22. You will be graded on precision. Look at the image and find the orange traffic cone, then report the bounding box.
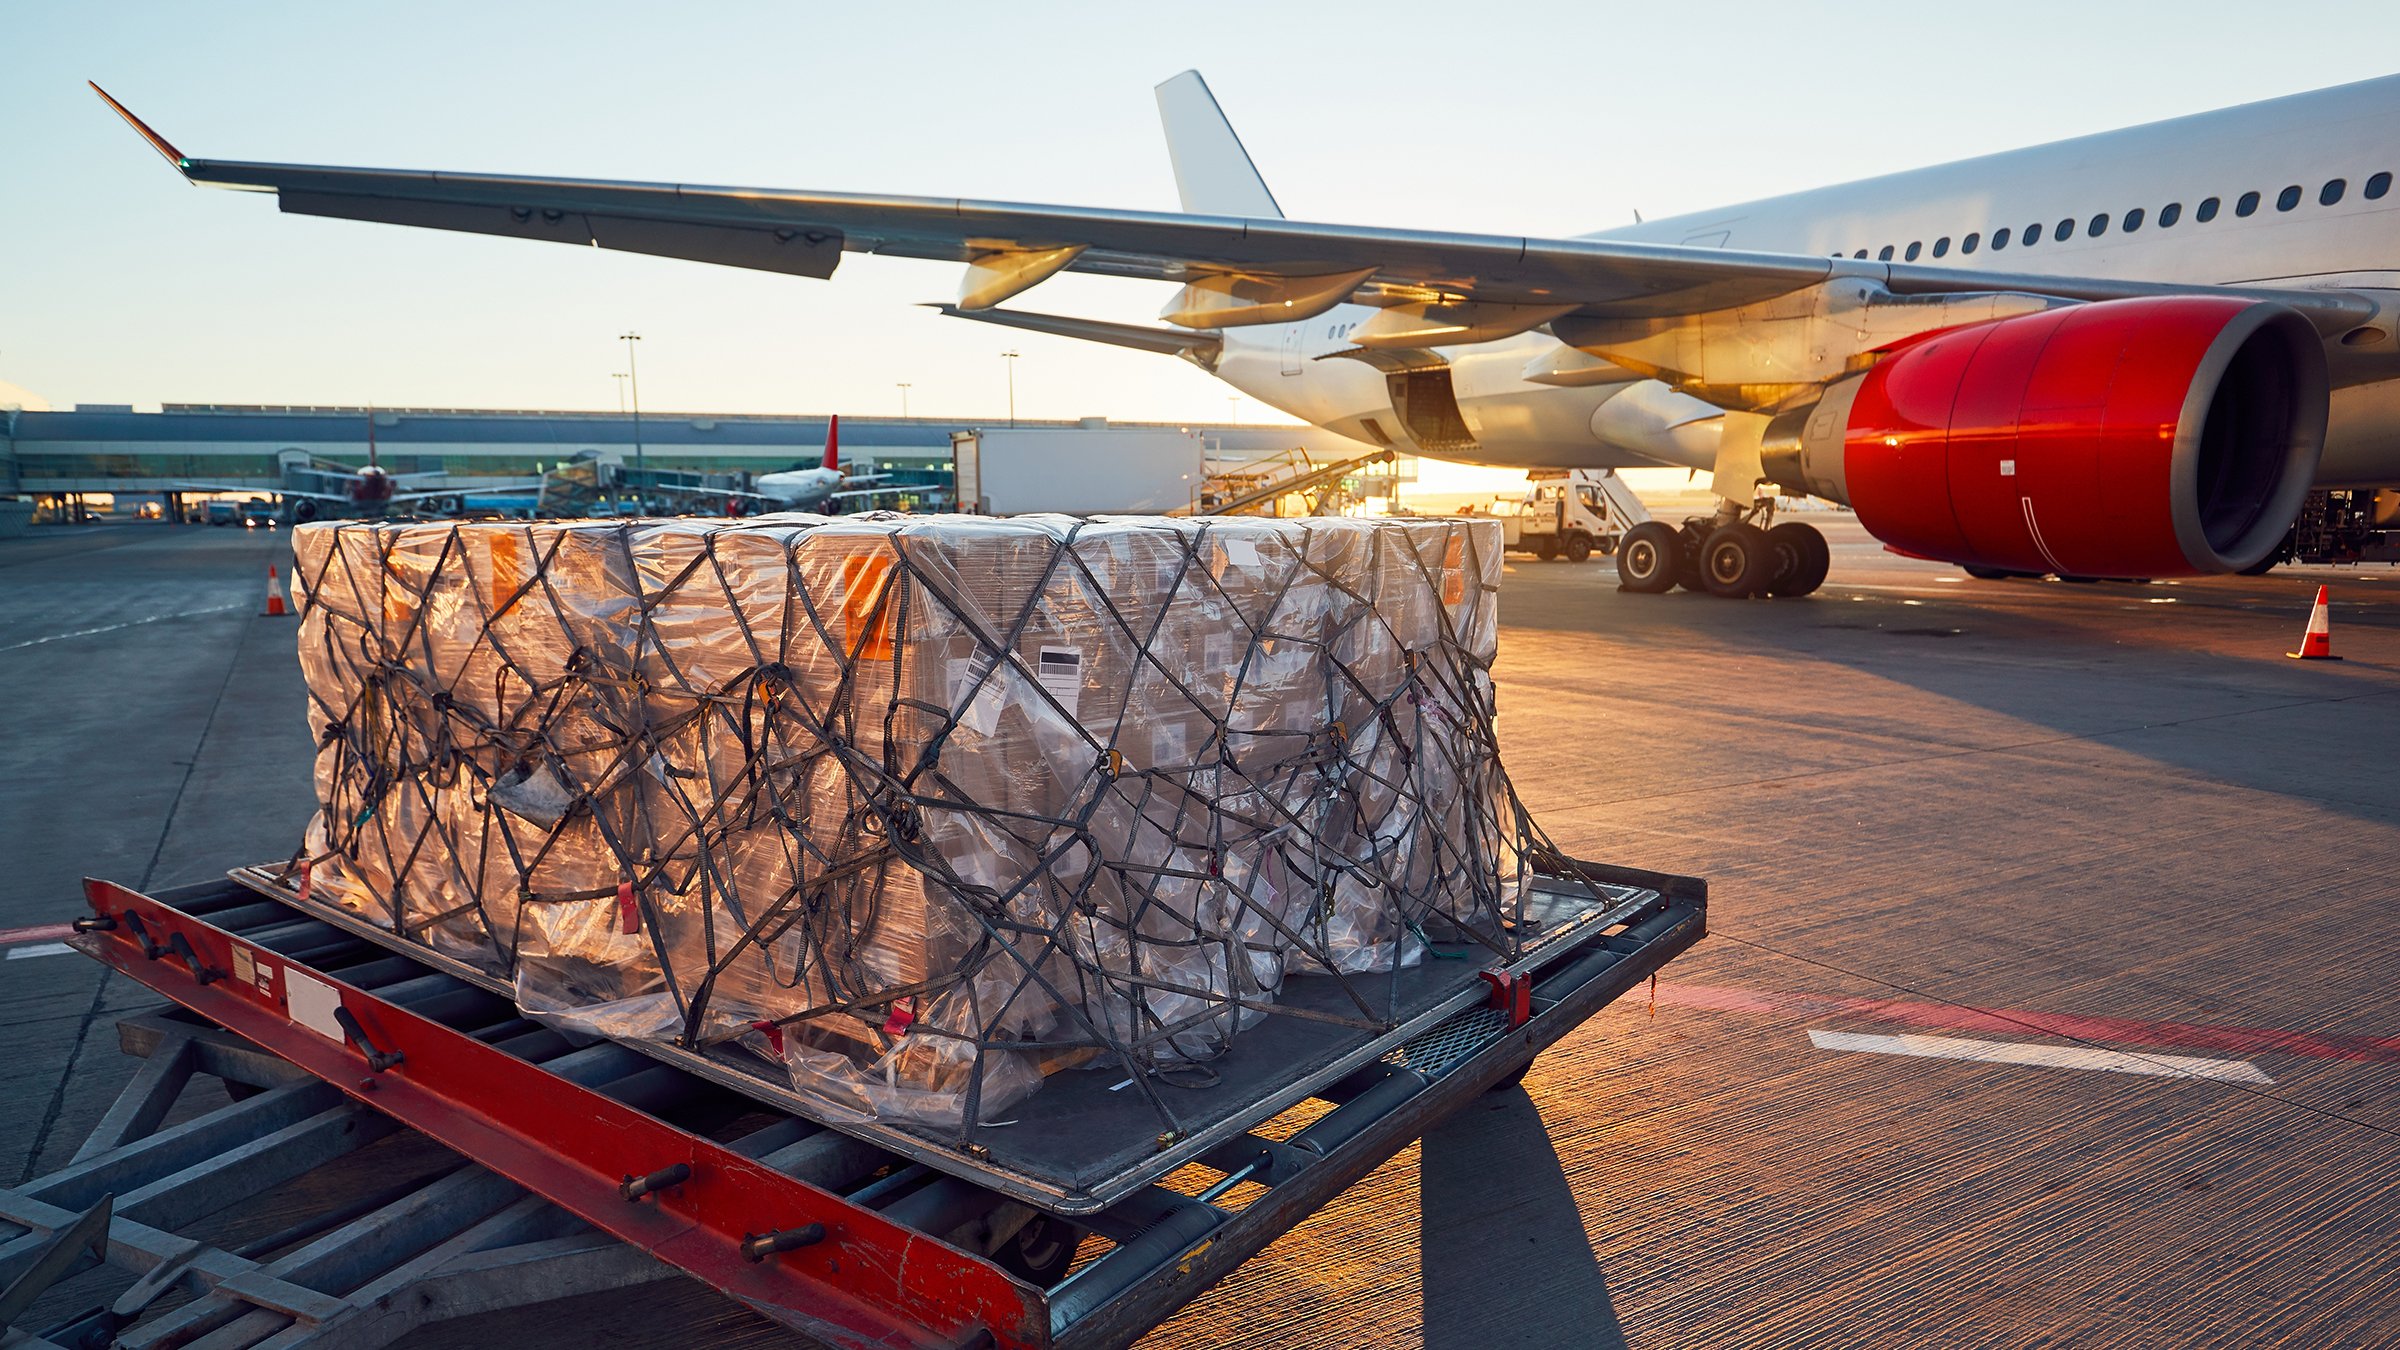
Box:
[2287,584,2338,660]
[263,564,289,618]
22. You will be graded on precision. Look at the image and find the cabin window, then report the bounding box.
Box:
[2322,178,2347,206]
[2122,207,2145,232]
[2024,221,2043,245]
[2087,213,2109,237]
[1904,241,1922,260]
[2236,190,2261,217]
[2369,171,2392,199]
[1992,226,2012,250]
[2053,218,2074,242]
[2197,197,2221,222]
[2160,202,2183,227]
[1878,245,1895,260]
[1854,248,1869,258]
[2277,185,2302,211]
[1962,231,1981,254]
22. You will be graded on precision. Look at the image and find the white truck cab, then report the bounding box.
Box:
[1481,469,1650,563]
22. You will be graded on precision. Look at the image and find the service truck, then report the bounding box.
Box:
[1482,469,1649,562]
[951,424,1205,516]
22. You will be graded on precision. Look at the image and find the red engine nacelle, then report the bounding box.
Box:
[1764,296,2328,577]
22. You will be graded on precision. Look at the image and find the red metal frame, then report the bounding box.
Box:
[77,878,1046,1350]
[1479,968,1532,1028]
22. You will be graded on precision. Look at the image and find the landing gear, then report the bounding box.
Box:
[1619,501,1827,598]
[1702,522,1774,597]
[1764,521,1830,597]
[1615,521,1681,593]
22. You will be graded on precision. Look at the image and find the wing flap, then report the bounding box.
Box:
[281,190,843,278]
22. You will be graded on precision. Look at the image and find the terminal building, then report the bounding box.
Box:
[0,403,1401,516]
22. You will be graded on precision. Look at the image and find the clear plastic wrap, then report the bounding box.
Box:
[288,512,1523,1138]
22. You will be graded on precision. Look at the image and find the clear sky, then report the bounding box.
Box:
[7,1,2399,427]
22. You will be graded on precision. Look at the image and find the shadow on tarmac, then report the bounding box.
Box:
[1420,1085,1627,1350]
[1498,557,2400,827]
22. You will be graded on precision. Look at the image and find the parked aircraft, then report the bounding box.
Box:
[745,416,894,511]
[175,410,540,523]
[93,72,2400,593]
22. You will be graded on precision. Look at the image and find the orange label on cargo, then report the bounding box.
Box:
[1442,534,1466,605]
[840,552,900,662]
[488,530,525,617]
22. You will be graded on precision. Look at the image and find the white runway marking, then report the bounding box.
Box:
[0,603,247,654]
[1808,1029,2273,1084]
[6,943,74,961]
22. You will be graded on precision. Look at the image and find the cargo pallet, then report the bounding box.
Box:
[4,859,1702,1349]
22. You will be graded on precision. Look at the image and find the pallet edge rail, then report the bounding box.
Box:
[7,859,1702,1349]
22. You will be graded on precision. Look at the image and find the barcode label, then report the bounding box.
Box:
[1037,646,1081,716]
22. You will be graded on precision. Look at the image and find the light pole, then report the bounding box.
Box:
[1227,395,1240,426]
[896,382,912,419]
[621,332,644,511]
[612,372,628,414]
[1001,350,1020,427]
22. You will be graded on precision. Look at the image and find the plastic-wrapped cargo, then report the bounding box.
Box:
[288,512,1520,1136]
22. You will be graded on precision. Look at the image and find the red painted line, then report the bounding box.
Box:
[0,922,74,946]
[1656,982,2400,1065]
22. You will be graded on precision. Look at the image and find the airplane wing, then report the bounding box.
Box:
[174,481,350,501]
[93,85,2377,335]
[390,482,542,503]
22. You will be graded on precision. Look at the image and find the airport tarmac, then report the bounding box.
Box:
[2,516,2394,1348]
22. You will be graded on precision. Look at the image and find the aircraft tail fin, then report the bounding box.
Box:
[1154,71,1282,219]
[822,414,840,472]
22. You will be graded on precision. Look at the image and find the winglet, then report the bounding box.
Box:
[1153,71,1281,219]
[89,82,190,174]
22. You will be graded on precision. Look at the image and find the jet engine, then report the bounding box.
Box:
[1762,296,2327,576]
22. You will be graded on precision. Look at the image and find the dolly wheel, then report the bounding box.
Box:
[992,1213,1081,1287]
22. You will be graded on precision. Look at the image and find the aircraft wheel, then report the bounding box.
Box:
[1615,521,1680,593]
[2238,554,2281,576]
[1702,523,1774,597]
[1535,537,1559,562]
[1562,532,1593,564]
[1961,565,2016,580]
[1764,522,1829,597]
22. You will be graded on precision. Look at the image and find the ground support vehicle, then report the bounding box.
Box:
[7,855,1702,1349]
[1484,470,1646,564]
[2254,489,2400,570]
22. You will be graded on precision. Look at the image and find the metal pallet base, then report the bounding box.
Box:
[28,861,1702,1349]
[227,863,1657,1215]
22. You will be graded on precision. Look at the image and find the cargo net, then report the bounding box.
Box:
[287,513,1555,1140]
